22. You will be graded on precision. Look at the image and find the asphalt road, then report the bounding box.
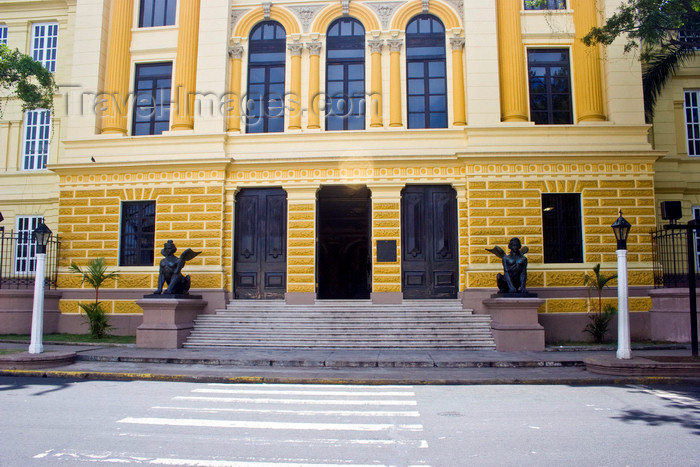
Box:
[1,377,698,466]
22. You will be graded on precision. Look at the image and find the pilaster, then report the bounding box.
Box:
[572,0,606,123]
[171,0,201,131]
[450,35,466,126]
[288,41,304,130]
[101,0,134,135]
[368,38,384,128]
[227,45,244,132]
[306,40,322,130]
[388,37,403,128]
[496,0,528,122]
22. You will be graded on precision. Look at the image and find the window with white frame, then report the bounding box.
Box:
[22,110,51,170]
[15,216,43,273]
[31,22,58,72]
[685,90,700,156]
[0,25,8,45]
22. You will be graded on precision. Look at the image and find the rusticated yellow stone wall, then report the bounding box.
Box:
[286,198,316,294]
[371,197,402,293]
[56,167,227,314]
[59,299,144,315]
[464,160,657,297]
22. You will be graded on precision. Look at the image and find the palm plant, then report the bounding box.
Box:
[583,264,618,343]
[68,258,119,338]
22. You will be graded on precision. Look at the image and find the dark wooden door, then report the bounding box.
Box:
[401,185,458,299]
[234,188,287,299]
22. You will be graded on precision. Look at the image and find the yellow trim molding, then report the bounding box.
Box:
[391,0,461,30]
[234,5,301,37]
[311,3,381,33]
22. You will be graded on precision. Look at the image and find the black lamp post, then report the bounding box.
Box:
[611,211,631,359]
[29,222,52,354]
[611,211,631,250]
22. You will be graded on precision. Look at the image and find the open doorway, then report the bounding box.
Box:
[317,185,371,299]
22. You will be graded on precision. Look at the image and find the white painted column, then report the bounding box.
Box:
[28,252,47,354]
[616,249,631,359]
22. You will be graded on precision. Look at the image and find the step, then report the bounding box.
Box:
[183,299,495,350]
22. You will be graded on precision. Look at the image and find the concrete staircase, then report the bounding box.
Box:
[183,299,496,349]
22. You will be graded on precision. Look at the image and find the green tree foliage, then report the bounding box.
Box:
[0,44,57,115]
[68,258,120,338]
[583,0,700,121]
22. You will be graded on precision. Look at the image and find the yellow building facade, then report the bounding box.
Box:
[0,0,663,341]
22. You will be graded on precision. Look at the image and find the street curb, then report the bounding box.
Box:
[74,354,585,368]
[2,368,699,386]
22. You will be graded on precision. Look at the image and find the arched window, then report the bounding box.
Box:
[405,15,447,129]
[247,21,286,133]
[326,18,365,131]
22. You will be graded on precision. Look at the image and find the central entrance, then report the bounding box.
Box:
[317,185,371,299]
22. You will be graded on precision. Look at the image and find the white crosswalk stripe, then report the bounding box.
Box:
[36,383,430,465]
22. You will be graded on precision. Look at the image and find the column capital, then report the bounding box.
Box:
[306,40,322,56]
[387,38,403,52]
[450,37,465,51]
[228,45,245,59]
[368,38,384,53]
[288,42,304,56]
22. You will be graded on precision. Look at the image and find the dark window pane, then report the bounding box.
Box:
[429,95,446,112]
[325,18,365,131]
[406,15,447,129]
[408,113,425,129]
[542,193,582,263]
[120,201,156,266]
[132,62,172,135]
[527,49,572,124]
[139,0,176,27]
[429,112,447,128]
[247,21,286,133]
[428,77,446,94]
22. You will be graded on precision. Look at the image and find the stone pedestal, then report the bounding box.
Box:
[483,297,545,351]
[136,298,207,349]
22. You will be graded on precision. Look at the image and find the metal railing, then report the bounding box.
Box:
[651,227,693,288]
[0,230,60,289]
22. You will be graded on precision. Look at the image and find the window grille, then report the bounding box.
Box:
[542,193,583,263]
[119,201,156,266]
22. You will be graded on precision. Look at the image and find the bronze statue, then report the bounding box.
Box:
[487,237,530,295]
[153,240,201,295]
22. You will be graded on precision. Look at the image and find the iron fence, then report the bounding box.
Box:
[651,227,693,288]
[0,229,60,289]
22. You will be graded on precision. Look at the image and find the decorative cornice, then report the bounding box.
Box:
[368,38,384,53]
[288,4,327,33]
[365,2,405,30]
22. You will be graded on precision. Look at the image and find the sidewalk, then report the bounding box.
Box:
[1,342,699,385]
